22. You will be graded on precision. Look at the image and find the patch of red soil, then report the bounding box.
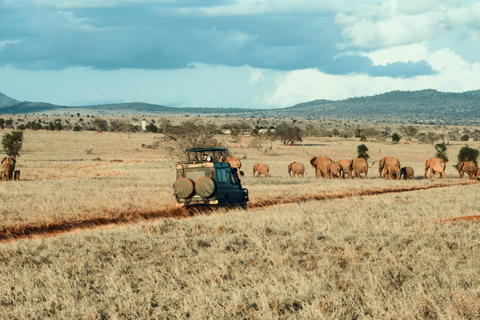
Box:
[0,207,191,244]
[437,215,480,223]
[0,180,477,244]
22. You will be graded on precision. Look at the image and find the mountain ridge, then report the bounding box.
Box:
[1,89,480,124]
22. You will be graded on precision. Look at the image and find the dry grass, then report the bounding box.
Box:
[1,185,480,319]
[0,123,480,318]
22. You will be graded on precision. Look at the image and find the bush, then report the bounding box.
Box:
[73,125,82,132]
[456,145,480,168]
[391,133,401,143]
[145,123,158,133]
[357,144,369,160]
[2,131,23,156]
[461,134,469,141]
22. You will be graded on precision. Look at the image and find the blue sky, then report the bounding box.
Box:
[0,0,479,108]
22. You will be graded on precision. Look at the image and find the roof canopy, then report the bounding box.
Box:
[185,147,226,153]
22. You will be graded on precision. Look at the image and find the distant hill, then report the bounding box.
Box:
[1,89,480,124]
[0,92,18,106]
[259,89,480,125]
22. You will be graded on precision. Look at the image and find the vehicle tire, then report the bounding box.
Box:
[173,178,195,199]
[195,177,215,198]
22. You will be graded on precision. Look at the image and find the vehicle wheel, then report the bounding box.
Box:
[173,178,195,199]
[195,177,215,198]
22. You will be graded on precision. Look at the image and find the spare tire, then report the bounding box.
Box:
[173,178,195,199]
[195,177,215,198]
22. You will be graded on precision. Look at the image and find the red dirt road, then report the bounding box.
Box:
[0,180,477,244]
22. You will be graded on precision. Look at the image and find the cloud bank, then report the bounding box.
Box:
[0,0,479,108]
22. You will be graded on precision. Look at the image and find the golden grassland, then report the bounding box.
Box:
[0,123,480,318]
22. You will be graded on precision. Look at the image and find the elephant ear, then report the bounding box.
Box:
[1,157,5,164]
[310,157,316,167]
[288,163,292,172]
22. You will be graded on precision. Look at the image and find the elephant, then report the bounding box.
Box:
[475,168,480,180]
[351,158,375,179]
[220,156,244,177]
[400,167,414,180]
[1,156,16,181]
[424,158,446,179]
[253,163,270,177]
[458,161,477,179]
[288,162,305,178]
[378,157,401,179]
[330,162,342,178]
[13,170,20,181]
[310,156,333,178]
[337,159,353,179]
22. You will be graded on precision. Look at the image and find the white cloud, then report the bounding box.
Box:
[248,69,266,86]
[257,45,480,108]
[336,0,480,50]
[0,40,22,50]
[363,43,430,65]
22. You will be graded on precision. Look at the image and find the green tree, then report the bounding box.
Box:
[357,144,369,160]
[54,122,63,131]
[273,122,303,145]
[456,145,480,168]
[0,118,4,129]
[2,131,23,156]
[461,134,469,141]
[391,133,401,143]
[48,122,55,131]
[434,142,448,163]
[73,125,82,132]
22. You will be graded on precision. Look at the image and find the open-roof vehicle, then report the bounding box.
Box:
[173,147,249,209]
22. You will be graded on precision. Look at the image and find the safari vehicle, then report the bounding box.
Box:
[173,147,249,209]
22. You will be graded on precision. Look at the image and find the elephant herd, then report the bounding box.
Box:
[309,156,389,179]
[1,156,20,181]
[223,154,459,180]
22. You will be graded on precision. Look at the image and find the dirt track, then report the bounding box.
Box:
[1,180,477,244]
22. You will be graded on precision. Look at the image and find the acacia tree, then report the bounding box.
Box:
[273,122,303,145]
[403,126,418,140]
[2,131,23,156]
[165,120,221,160]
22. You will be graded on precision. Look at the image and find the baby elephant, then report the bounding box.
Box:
[400,167,414,180]
[253,163,270,178]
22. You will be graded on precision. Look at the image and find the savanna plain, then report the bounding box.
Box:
[1,117,480,319]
